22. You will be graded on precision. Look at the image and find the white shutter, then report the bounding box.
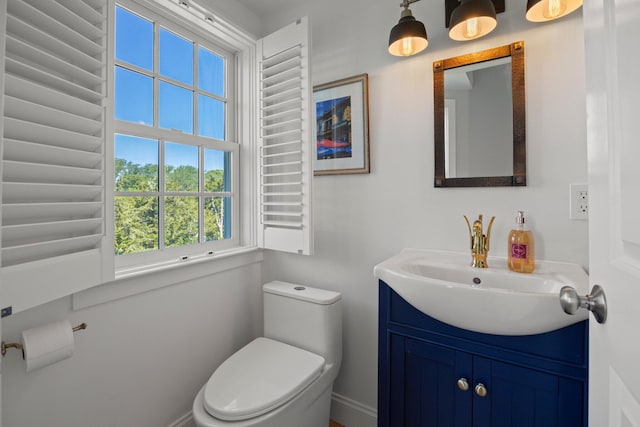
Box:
[1,0,112,314]
[257,17,313,255]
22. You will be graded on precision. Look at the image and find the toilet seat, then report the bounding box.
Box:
[203,337,325,421]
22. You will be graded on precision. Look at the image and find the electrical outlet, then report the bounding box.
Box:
[570,183,589,220]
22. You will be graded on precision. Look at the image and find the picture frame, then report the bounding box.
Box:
[313,74,370,175]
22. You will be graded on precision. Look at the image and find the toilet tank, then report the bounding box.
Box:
[263,281,342,370]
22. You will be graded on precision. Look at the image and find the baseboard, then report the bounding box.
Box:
[330,392,377,427]
[169,393,378,427]
[168,411,195,427]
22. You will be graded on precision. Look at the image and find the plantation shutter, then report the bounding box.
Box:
[257,17,313,255]
[0,0,112,314]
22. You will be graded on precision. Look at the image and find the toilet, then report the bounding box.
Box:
[192,281,342,427]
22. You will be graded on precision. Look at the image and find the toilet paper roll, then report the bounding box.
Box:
[20,320,75,372]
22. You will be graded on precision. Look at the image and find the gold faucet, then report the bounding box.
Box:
[463,214,495,268]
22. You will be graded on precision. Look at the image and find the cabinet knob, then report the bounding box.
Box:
[457,378,469,391]
[475,383,488,397]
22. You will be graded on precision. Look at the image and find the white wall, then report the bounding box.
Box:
[1,262,263,427]
[200,0,263,38]
[259,0,589,425]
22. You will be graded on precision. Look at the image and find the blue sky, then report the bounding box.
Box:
[114,6,226,170]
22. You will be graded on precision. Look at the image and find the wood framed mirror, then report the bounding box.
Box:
[433,41,525,187]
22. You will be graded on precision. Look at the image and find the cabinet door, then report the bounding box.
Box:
[472,357,585,427]
[390,334,472,427]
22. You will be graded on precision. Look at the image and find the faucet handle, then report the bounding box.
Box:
[484,216,496,251]
[463,215,472,235]
[463,215,474,249]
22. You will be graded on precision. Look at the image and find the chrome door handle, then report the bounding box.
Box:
[457,378,469,391]
[559,284,607,324]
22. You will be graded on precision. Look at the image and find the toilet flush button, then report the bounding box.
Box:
[294,286,306,291]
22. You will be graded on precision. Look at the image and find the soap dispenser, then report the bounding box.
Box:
[508,211,535,273]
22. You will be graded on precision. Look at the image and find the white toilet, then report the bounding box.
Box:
[192,281,342,427]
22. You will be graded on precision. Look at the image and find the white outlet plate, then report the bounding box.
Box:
[570,183,589,220]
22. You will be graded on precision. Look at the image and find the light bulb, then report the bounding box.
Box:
[464,18,479,39]
[389,35,427,56]
[526,0,580,22]
[402,37,415,56]
[546,0,565,18]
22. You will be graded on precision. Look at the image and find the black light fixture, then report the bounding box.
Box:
[388,0,428,57]
[526,0,582,22]
[448,0,497,41]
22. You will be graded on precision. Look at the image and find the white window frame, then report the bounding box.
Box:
[110,0,258,277]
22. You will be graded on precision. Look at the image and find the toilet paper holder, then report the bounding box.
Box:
[1,322,87,357]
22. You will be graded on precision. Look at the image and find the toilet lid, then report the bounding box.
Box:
[203,337,325,421]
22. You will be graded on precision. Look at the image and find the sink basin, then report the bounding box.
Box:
[374,249,589,335]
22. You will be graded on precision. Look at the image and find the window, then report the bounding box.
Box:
[0,0,312,313]
[113,4,238,268]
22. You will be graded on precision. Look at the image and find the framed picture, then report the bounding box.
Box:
[313,74,370,175]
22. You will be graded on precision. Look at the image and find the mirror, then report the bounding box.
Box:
[433,41,525,187]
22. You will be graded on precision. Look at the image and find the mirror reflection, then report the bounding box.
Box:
[444,58,512,178]
[434,41,526,187]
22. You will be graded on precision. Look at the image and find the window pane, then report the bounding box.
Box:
[115,196,159,254]
[159,28,193,85]
[114,4,235,259]
[198,94,224,140]
[115,134,158,192]
[198,47,224,96]
[115,67,153,125]
[115,7,153,71]
[165,196,199,247]
[204,149,230,192]
[165,142,198,192]
[159,81,193,133]
[205,197,231,241]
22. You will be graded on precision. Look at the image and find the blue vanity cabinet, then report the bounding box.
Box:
[392,334,472,426]
[378,281,588,427]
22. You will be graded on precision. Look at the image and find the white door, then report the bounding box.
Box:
[584,0,640,425]
[0,319,2,427]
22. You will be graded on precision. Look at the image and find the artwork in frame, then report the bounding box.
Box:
[313,74,370,175]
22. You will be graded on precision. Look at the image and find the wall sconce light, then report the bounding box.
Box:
[447,0,498,41]
[389,0,577,53]
[388,0,428,57]
[525,0,582,22]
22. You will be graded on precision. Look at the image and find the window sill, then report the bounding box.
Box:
[72,246,263,310]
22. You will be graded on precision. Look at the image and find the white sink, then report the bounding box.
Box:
[374,249,589,335]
